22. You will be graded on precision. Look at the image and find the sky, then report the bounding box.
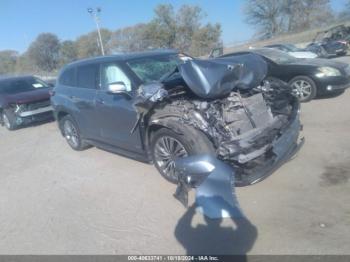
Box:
[0,0,347,53]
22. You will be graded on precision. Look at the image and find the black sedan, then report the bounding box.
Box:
[222,48,350,102]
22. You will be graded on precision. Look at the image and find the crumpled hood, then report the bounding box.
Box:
[178,53,268,99]
[0,88,51,107]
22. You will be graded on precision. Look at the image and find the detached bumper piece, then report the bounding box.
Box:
[174,154,244,219]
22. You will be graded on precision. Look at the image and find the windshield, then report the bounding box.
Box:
[0,77,49,94]
[254,49,297,64]
[127,54,187,83]
[285,44,300,52]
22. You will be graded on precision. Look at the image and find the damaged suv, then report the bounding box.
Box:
[52,50,303,186]
[0,76,53,130]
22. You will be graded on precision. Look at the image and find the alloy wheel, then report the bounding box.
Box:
[63,120,79,148]
[291,80,312,101]
[154,136,188,181]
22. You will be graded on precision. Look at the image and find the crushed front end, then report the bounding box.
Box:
[135,53,304,186]
[165,78,303,186]
[4,100,53,127]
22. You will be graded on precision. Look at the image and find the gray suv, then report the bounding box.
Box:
[51,50,303,186]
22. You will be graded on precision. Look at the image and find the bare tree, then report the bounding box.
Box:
[244,0,285,39]
[244,0,334,39]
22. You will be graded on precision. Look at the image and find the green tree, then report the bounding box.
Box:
[0,50,18,75]
[27,33,60,72]
[175,5,205,51]
[190,23,222,57]
[75,29,112,58]
[145,4,177,48]
[59,40,77,66]
[15,53,36,74]
[108,24,150,52]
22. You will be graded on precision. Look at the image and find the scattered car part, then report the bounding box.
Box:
[174,154,244,219]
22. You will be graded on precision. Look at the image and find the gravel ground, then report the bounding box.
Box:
[0,56,349,255]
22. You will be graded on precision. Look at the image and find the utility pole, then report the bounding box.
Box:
[87,7,105,56]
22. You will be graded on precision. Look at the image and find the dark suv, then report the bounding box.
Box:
[51,50,303,186]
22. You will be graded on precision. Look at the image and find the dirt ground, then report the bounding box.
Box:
[0,57,349,255]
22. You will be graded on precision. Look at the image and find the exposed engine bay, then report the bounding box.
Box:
[133,54,304,186]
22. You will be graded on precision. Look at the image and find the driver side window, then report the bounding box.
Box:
[101,64,132,91]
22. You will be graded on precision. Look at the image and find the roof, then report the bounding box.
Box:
[0,75,34,83]
[65,49,179,68]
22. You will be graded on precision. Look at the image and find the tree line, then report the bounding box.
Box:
[0,4,221,75]
[244,0,348,39]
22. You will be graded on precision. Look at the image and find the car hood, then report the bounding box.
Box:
[290,58,348,69]
[178,53,267,99]
[0,88,51,107]
[289,51,318,58]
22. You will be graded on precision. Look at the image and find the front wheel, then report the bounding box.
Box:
[289,76,317,102]
[59,115,89,151]
[150,126,215,183]
[2,110,17,130]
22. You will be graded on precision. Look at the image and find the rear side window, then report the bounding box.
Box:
[59,68,76,86]
[77,64,99,89]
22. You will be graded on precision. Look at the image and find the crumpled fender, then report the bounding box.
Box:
[178,54,268,99]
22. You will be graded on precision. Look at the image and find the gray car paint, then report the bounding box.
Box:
[174,154,244,219]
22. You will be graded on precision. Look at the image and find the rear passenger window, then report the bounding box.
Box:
[59,68,76,86]
[77,64,99,89]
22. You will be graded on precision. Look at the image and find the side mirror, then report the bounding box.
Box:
[107,81,128,94]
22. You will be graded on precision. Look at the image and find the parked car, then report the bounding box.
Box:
[51,50,303,186]
[264,44,318,58]
[0,76,53,130]
[222,48,350,102]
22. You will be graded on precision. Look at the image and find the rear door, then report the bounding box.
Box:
[95,62,143,153]
[69,63,99,139]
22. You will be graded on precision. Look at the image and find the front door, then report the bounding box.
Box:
[95,62,143,153]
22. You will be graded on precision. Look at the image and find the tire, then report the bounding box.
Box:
[2,110,17,131]
[150,126,215,184]
[289,76,317,102]
[59,115,89,151]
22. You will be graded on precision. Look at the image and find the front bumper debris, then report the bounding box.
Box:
[174,154,244,219]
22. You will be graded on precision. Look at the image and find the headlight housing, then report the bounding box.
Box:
[316,67,341,77]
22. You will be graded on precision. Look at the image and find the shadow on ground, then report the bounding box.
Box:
[174,199,257,257]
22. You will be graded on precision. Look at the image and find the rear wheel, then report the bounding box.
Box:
[150,126,215,183]
[289,76,317,102]
[59,115,89,151]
